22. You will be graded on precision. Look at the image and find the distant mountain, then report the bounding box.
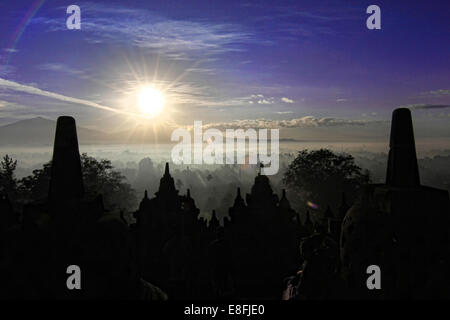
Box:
[0,117,304,146]
[0,117,107,146]
[0,117,176,146]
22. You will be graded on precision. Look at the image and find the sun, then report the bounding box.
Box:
[137,86,165,118]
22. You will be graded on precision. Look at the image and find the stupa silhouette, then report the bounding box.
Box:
[2,116,140,299]
[340,108,450,299]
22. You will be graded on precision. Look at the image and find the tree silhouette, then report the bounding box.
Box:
[80,153,137,211]
[18,161,51,202]
[0,154,18,198]
[283,149,370,214]
[18,153,137,211]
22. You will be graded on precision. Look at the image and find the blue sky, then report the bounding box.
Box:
[0,0,449,144]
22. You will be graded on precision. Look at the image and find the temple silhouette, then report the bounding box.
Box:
[0,117,142,299]
[340,108,450,299]
[133,164,302,299]
[285,108,450,299]
[0,109,449,299]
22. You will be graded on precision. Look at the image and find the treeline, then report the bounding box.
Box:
[0,153,136,212]
[1,149,371,224]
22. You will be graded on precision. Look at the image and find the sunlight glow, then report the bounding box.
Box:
[138,86,165,118]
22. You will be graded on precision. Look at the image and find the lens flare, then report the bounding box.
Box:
[307,201,319,209]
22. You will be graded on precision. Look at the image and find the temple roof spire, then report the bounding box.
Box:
[164,162,170,176]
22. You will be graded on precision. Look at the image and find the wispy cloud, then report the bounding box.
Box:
[34,2,253,61]
[399,103,450,110]
[250,5,360,40]
[176,93,297,109]
[258,98,274,105]
[2,48,18,53]
[0,99,50,120]
[281,97,294,103]
[242,94,295,106]
[0,65,16,77]
[185,68,216,75]
[202,116,385,130]
[429,89,450,96]
[274,111,293,114]
[37,63,86,76]
[0,78,139,117]
[420,89,450,97]
[0,99,21,111]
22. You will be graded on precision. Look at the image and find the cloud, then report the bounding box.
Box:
[399,104,450,110]
[180,93,298,109]
[336,98,348,102]
[37,63,85,76]
[0,99,20,111]
[2,48,18,53]
[201,116,385,130]
[421,89,450,97]
[274,111,293,114]
[185,68,216,75]
[0,65,16,76]
[0,78,140,117]
[0,99,38,119]
[246,94,293,105]
[245,95,296,105]
[34,2,253,61]
[429,89,450,96]
[281,97,294,103]
[171,92,254,108]
[257,98,274,105]
[256,5,360,40]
